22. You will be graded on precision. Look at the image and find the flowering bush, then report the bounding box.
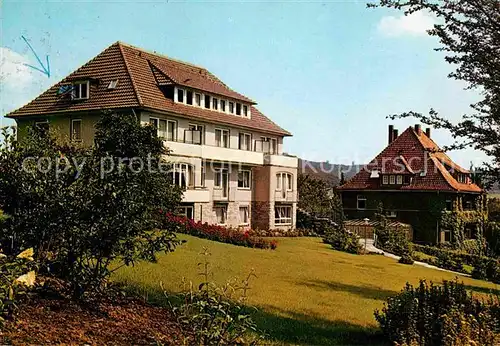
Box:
[165,213,277,250]
[251,228,318,237]
[0,248,37,324]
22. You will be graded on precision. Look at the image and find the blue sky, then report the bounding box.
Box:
[1,0,485,167]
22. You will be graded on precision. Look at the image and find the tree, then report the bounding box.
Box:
[297,174,337,218]
[0,112,183,297]
[488,198,500,222]
[370,0,500,186]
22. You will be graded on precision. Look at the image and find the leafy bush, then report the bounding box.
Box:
[0,113,183,298]
[436,251,464,272]
[252,228,317,237]
[164,248,263,345]
[323,225,362,254]
[374,204,412,256]
[375,280,499,346]
[0,248,37,324]
[398,254,414,265]
[165,214,277,250]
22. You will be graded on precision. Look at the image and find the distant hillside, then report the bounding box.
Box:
[298,159,363,186]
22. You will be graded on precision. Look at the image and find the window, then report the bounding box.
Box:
[389,175,395,184]
[239,206,249,225]
[243,105,248,117]
[239,133,251,150]
[212,97,218,110]
[204,94,211,109]
[172,163,194,189]
[387,211,397,218]
[215,206,227,225]
[201,164,206,187]
[221,100,226,112]
[259,137,277,154]
[238,170,251,189]
[187,124,203,144]
[35,120,49,134]
[177,88,185,103]
[214,169,228,191]
[464,200,474,210]
[276,172,292,191]
[357,195,367,210]
[177,206,194,220]
[396,175,403,185]
[71,119,82,142]
[107,80,119,89]
[444,230,452,242]
[445,200,453,211]
[72,81,89,100]
[186,90,193,105]
[275,205,292,225]
[150,118,177,141]
[236,103,241,115]
[195,93,201,106]
[382,175,389,185]
[215,128,230,148]
[228,102,234,114]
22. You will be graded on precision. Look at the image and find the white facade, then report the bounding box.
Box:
[140,110,298,230]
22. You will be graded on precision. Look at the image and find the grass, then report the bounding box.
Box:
[113,235,500,345]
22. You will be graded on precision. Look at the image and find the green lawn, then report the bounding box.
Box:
[113,236,500,345]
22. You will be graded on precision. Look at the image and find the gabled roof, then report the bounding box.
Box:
[338,126,482,193]
[6,42,290,137]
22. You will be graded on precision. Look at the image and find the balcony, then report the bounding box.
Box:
[265,154,297,168]
[274,190,296,202]
[212,187,237,202]
[183,188,210,203]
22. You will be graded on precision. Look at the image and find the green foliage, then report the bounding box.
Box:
[489,198,500,222]
[165,248,262,345]
[374,204,412,256]
[297,174,344,227]
[375,280,499,346]
[323,225,362,255]
[0,248,37,324]
[485,221,500,256]
[398,254,414,265]
[0,112,183,298]
[371,0,500,185]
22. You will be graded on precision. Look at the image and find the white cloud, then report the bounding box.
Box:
[0,47,34,89]
[377,11,436,37]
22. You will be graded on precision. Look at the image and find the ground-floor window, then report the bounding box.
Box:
[177,205,194,220]
[275,205,292,225]
[239,206,249,225]
[215,205,227,225]
[443,229,452,242]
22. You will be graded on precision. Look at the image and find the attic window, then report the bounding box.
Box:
[236,103,241,115]
[72,81,89,100]
[243,105,248,117]
[177,89,185,103]
[204,94,211,109]
[107,80,119,89]
[186,90,193,105]
[229,102,234,114]
[370,170,380,178]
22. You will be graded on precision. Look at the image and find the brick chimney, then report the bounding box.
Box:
[425,127,431,138]
[388,125,394,144]
[393,128,399,141]
[415,124,422,135]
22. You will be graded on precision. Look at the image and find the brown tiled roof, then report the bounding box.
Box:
[338,126,482,193]
[6,42,290,137]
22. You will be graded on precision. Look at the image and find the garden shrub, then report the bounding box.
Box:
[398,254,414,265]
[165,213,278,250]
[323,225,362,254]
[375,280,499,346]
[0,113,183,298]
[0,248,37,324]
[164,248,263,345]
[374,204,412,256]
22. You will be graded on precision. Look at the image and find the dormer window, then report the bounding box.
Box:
[177,89,185,103]
[229,102,235,114]
[236,103,241,115]
[212,97,218,110]
[243,105,248,117]
[186,90,193,105]
[204,94,211,109]
[195,93,201,106]
[72,81,89,100]
[221,100,226,112]
[389,175,395,184]
[382,175,388,184]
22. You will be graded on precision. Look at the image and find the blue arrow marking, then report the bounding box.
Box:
[21,35,50,78]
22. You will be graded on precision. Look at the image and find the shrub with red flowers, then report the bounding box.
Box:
[164,213,277,250]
